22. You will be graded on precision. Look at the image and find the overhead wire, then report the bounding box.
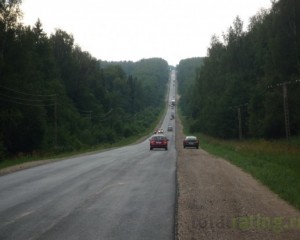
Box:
[0,95,55,107]
[0,85,56,107]
[0,92,55,102]
[0,85,56,97]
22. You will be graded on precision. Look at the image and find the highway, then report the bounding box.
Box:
[0,71,177,240]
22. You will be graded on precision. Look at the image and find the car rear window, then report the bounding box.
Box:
[152,136,166,141]
[187,137,197,140]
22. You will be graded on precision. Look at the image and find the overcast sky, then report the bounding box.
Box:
[20,0,272,66]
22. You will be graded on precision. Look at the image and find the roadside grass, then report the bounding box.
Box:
[180,114,300,211]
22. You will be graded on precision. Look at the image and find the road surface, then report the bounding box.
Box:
[0,72,177,240]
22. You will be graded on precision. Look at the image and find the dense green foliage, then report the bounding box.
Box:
[177,58,205,118]
[100,59,170,109]
[178,0,300,139]
[0,1,169,159]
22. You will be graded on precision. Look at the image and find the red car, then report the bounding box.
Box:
[149,134,169,150]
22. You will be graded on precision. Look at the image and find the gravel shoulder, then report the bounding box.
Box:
[175,115,300,240]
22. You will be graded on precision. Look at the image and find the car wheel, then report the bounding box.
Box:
[150,147,153,150]
[165,147,168,150]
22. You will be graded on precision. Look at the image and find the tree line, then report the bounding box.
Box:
[177,0,300,139]
[0,0,170,159]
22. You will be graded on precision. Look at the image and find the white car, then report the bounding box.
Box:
[157,128,164,134]
[167,126,173,131]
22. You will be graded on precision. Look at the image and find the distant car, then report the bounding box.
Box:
[167,125,173,131]
[149,134,168,150]
[157,128,164,134]
[183,136,199,149]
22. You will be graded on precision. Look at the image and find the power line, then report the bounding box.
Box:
[0,85,57,147]
[0,84,56,107]
[93,108,114,119]
[79,110,92,121]
[0,95,55,107]
[0,85,56,97]
[267,79,300,89]
[0,93,55,103]
[98,114,113,122]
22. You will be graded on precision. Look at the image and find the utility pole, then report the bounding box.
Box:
[282,83,290,139]
[54,94,57,147]
[237,107,242,140]
[230,103,248,140]
[268,79,300,140]
[88,111,92,122]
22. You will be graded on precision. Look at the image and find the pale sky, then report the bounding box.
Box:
[20,0,272,66]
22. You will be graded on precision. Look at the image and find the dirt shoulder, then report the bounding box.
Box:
[175,115,300,240]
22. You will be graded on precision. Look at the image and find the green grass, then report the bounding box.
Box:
[180,114,300,211]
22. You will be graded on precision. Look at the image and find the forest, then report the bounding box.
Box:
[0,0,170,159]
[177,0,300,140]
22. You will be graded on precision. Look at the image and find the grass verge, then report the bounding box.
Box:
[180,114,300,211]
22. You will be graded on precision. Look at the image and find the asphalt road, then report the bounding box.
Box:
[0,72,177,240]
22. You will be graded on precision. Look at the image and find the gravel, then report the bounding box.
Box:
[175,115,300,240]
